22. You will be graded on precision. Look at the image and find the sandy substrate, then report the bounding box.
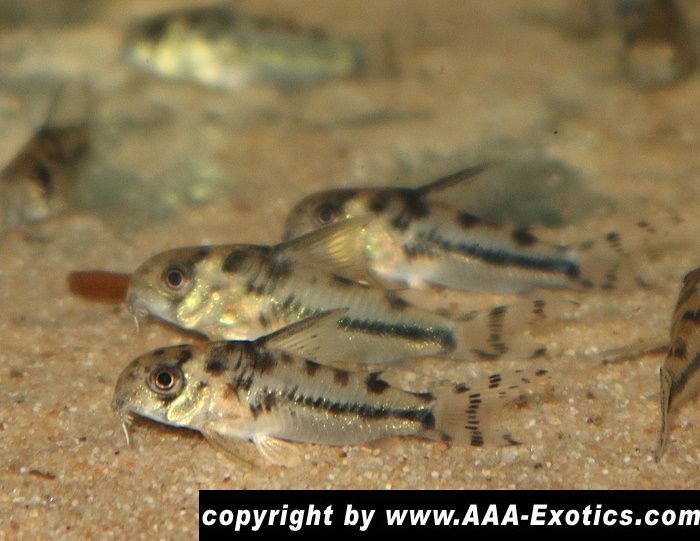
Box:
[1,1,700,539]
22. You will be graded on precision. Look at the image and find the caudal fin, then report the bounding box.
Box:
[430,367,550,446]
[452,295,579,361]
[547,211,696,291]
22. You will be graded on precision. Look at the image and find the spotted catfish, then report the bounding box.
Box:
[657,267,700,460]
[0,88,90,232]
[112,312,549,466]
[127,225,552,365]
[124,5,365,90]
[282,166,655,294]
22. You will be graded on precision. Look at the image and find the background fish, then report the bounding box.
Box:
[0,83,91,232]
[112,313,549,466]
[124,6,365,90]
[127,234,552,365]
[282,165,658,294]
[657,267,700,460]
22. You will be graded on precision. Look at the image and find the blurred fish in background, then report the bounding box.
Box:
[123,5,366,90]
[0,81,91,233]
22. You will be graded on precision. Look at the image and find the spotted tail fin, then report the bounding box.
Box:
[430,367,550,446]
[450,294,578,361]
[543,211,696,292]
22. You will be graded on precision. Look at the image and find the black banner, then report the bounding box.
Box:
[200,490,699,537]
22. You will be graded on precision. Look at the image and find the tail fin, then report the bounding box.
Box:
[542,211,696,291]
[452,295,577,361]
[430,367,550,446]
[570,226,652,290]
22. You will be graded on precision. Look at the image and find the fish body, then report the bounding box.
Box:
[283,166,641,294]
[112,314,548,466]
[0,123,88,231]
[124,6,365,89]
[1,83,90,233]
[127,236,548,365]
[657,267,700,459]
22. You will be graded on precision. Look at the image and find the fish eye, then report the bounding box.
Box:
[162,265,190,291]
[148,366,182,394]
[315,203,338,225]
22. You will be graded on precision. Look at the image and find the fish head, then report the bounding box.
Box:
[123,7,237,81]
[128,246,223,334]
[112,344,211,434]
[123,11,171,72]
[283,187,409,240]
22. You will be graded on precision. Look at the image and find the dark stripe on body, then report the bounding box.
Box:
[671,338,687,358]
[428,236,579,277]
[248,386,436,430]
[675,284,698,312]
[337,316,456,351]
[681,310,700,324]
[670,353,700,397]
[411,226,580,277]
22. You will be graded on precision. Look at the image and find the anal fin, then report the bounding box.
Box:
[202,429,258,470]
[253,434,302,467]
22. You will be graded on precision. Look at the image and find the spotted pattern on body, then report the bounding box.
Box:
[112,319,550,466]
[127,238,551,365]
[657,267,700,460]
[282,165,660,295]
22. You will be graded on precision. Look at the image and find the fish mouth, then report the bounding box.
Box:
[127,278,177,314]
[127,287,172,332]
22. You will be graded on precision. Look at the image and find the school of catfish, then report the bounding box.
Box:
[110,158,700,466]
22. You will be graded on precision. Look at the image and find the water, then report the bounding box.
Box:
[1,1,699,538]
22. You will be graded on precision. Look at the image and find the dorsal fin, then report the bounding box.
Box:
[414,163,490,196]
[276,217,384,286]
